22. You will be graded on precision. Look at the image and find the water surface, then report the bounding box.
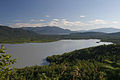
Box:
[5,39,112,68]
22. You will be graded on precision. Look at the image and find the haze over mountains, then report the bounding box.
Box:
[1,25,120,44]
[21,26,73,35]
[21,26,120,35]
[78,28,120,33]
[1,25,120,36]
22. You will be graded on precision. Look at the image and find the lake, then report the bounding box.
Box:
[5,39,112,68]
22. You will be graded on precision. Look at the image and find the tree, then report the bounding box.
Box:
[0,44,16,80]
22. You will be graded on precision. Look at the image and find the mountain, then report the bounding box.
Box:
[70,32,107,39]
[78,28,120,33]
[1,25,120,44]
[109,32,120,37]
[0,25,38,38]
[0,25,41,43]
[21,26,73,35]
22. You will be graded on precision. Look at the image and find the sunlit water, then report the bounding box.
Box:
[4,39,112,68]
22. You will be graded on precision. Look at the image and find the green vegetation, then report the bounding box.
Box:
[1,25,120,44]
[1,25,120,79]
[6,44,120,80]
[68,32,120,44]
[0,25,59,44]
[0,45,16,80]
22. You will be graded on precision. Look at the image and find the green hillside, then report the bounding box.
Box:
[0,26,58,43]
[10,44,120,80]
[1,25,120,44]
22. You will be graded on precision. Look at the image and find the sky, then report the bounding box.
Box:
[0,0,120,31]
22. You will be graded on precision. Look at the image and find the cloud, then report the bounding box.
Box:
[45,15,50,18]
[30,19,46,22]
[10,19,86,30]
[40,19,46,22]
[112,21,119,24]
[48,19,86,27]
[30,19,36,22]
[10,23,45,27]
[52,19,59,22]
[89,19,107,24]
[10,18,120,31]
[14,20,21,22]
[80,16,85,18]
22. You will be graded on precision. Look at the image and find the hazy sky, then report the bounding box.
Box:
[1,0,120,30]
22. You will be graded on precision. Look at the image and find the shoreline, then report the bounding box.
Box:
[0,38,114,44]
[0,39,59,44]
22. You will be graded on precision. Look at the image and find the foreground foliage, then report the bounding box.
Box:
[0,45,16,80]
[8,44,120,80]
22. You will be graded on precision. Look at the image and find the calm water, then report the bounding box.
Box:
[5,39,112,68]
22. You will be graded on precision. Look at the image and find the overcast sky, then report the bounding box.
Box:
[1,0,120,30]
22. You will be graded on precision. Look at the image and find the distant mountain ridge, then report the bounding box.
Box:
[0,25,41,43]
[0,25,38,37]
[1,25,120,43]
[21,26,73,35]
[78,28,120,33]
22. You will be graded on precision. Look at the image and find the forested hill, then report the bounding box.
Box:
[70,32,120,38]
[0,25,41,43]
[69,32,120,44]
[1,25,120,43]
[12,44,120,80]
[47,44,120,64]
[21,26,73,35]
[0,25,39,37]
[70,32,107,38]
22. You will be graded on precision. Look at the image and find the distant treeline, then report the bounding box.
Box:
[1,25,120,44]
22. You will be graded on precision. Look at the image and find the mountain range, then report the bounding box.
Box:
[22,26,120,34]
[0,25,38,38]
[1,25,120,43]
[78,28,120,33]
[0,25,41,43]
[21,26,73,35]
[1,26,120,36]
